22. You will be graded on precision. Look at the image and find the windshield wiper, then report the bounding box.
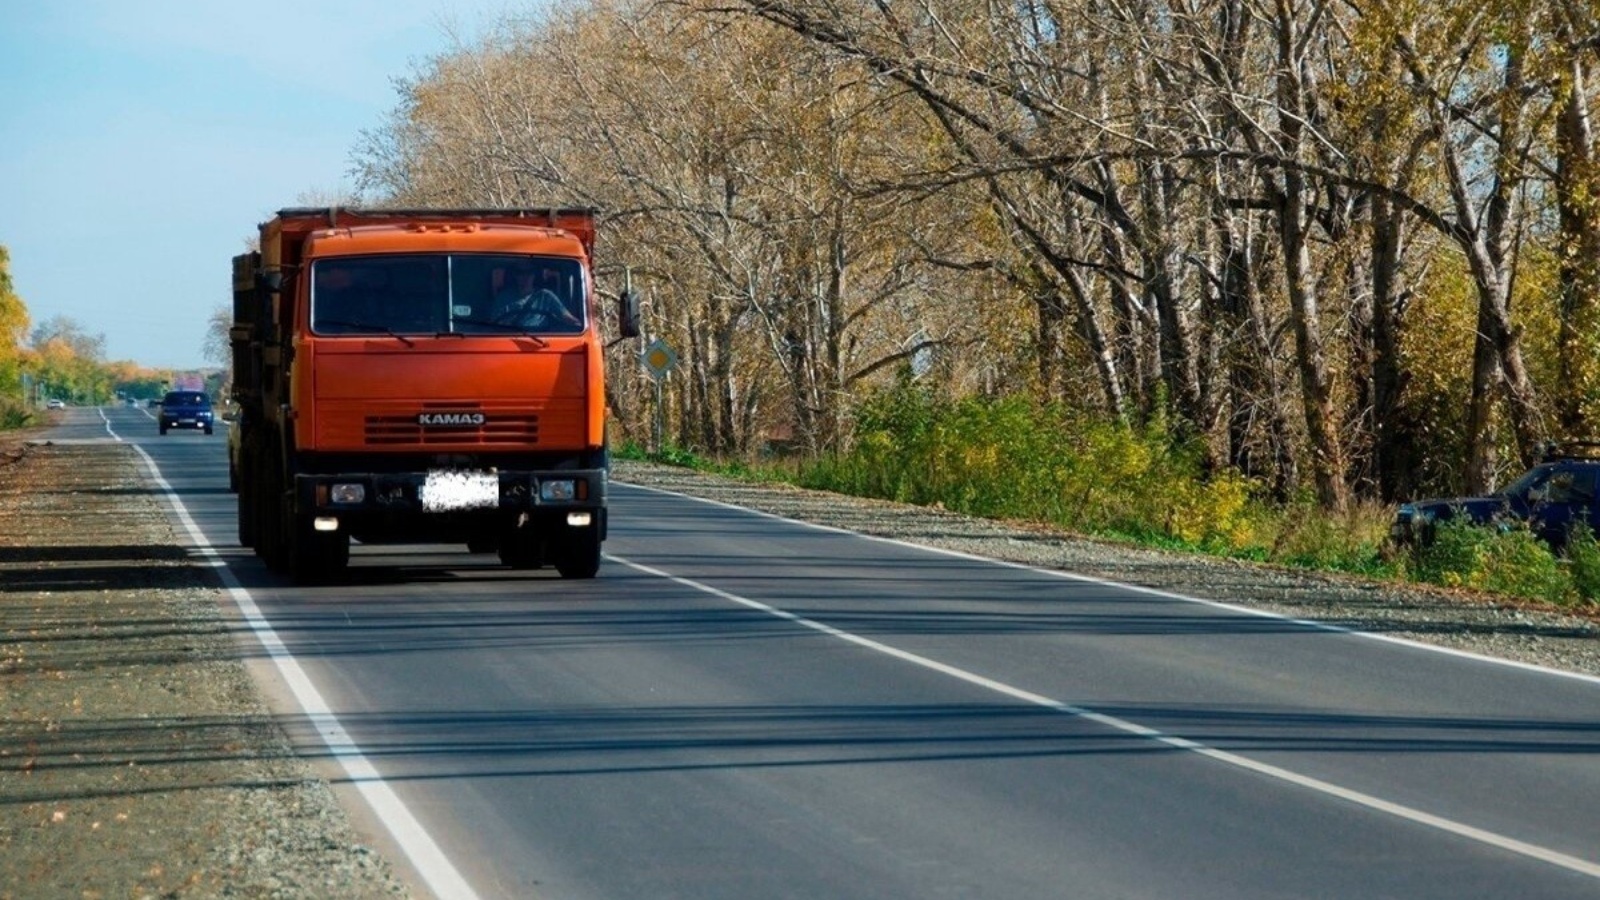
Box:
[317,319,415,347]
[450,317,550,347]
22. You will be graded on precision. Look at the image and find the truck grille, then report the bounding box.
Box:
[365,412,540,445]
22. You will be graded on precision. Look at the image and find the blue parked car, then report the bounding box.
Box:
[1391,442,1600,551]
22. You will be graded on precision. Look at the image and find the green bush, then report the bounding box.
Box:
[623,385,1596,610]
[799,389,1265,553]
[0,399,33,430]
[1475,530,1571,603]
[1413,519,1572,604]
[1268,500,1397,576]
[1566,524,1600,605]
[1410,518,1488,585]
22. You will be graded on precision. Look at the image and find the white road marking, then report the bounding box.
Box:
[609,551,1600,879]
[610,481,1600,880]
[621,480,1600,687]
[104,411,481,900]
[100,413,1600,887]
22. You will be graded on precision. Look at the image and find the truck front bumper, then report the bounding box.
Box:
[293,467,607,524]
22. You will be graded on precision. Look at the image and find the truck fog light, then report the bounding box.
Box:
[541,479,576,501]
[313,517,340,532]
[331,483,365,504]
[567,512,592,527]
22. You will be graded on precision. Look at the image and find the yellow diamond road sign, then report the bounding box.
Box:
[642,338,677,379]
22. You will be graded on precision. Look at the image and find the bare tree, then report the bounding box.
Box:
[1552,2,1600,440]
[356,1,984,455]
[1388,7,1547,490]
[344,0,1597,506]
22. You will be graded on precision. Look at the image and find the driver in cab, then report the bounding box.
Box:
[494,263,582,332]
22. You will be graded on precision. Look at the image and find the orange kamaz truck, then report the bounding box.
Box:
[230,207,638,583]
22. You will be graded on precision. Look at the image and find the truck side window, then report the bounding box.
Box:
[313,262,375,333]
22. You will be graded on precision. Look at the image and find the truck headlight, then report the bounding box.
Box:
[330,483,366,504]
[540,479,576,501]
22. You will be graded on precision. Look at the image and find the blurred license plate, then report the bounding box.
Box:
[420,470,498,512]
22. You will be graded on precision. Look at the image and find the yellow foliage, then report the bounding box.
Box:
[0,245,31,396]
[1510,241,1565,389]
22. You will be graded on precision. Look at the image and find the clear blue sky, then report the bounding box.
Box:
[0,1,522,371]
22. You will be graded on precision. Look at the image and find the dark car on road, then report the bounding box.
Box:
[1391,442,1600,551]
[158,390,214,435]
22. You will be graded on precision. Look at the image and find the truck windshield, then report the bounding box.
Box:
[311,254,587,336]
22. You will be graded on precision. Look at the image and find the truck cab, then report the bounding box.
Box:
[231,207,639,583]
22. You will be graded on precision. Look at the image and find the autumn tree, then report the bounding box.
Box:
[357,1,988,455]
[338,0,1600,508]
[730,0,1363,503]
[30,319,109,405]
[1550,1,1600,441]
[0,245,30,404]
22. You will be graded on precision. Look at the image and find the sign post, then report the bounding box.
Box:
[641,338,677,455]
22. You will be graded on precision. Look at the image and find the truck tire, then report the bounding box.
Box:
[554,528,601,579]
[288,516,349,585]
[256,446,288,571]
[498,524,543,569]
[254,476,277,562]
[236,458,256,549]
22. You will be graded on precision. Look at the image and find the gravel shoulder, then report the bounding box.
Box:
[611,460,1600,679]
[2,439,1597,899]
[0,439,408,900]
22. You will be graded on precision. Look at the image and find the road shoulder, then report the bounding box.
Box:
[0,440,409,899]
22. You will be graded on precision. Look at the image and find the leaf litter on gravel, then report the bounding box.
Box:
[0,440,408,899]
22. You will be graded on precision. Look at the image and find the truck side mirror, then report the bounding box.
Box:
[618,289,641,339]
[256,271,284,293]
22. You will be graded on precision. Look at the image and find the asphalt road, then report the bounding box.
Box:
[51,406,1600,899]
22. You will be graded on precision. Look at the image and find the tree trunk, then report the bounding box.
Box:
[1142,162,1203,429]
[1281,194,1348,511]
[1556,55,1600,439]
[1215,209,1294,498]
[1369,195,1416,501]
[1272,0,1347,511]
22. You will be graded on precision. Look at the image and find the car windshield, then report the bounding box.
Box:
[1498,465,1551,502]
[163,392,209,407]
[311,254,587,336]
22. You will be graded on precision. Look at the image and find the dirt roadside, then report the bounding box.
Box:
[0,437,409,900]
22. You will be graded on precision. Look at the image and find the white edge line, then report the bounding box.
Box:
[100,421,1600,886]
[604,548,1600,880]
[608,478,1600,879]
[116,426,481,900]
[616,479,1600,688]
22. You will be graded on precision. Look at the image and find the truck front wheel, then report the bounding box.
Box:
[498,523,543,569]
[288,516,349,585]
[553,528,601,579]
